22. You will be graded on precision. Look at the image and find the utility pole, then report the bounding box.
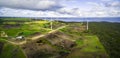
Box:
[87,20,88,30]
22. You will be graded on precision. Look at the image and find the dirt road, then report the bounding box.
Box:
[6,25,67,45]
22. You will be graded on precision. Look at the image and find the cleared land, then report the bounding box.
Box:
[66,35,108,58]
[0,17,109,58]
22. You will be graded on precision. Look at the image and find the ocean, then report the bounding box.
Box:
[36,17,120,22]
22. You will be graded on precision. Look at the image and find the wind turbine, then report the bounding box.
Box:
[87,20,89,30]
[50,17,53,30]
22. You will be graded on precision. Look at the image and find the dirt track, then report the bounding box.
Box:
[6,25,67,45]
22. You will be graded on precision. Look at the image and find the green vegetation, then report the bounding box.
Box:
[81,35,106,52]
[0,18,66,38]
[0,17,31,22]
[0,39,26,58]
[0,18,51,37]
[89,22,120,58]
[59,22,108,58]
[0,17,113,58]
[75,38,83,47]
[66,35,108,58]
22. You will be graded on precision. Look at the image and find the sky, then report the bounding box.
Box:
[0,0,120,17]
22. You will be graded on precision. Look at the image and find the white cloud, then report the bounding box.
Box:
[105,1,120,8]
[58,8,84,16]
[0,0,120,17]
[0,7,77,17]
[101,0,112,1]
[1,6,120,17]
[86,1,120,17]
[0,0,62,10]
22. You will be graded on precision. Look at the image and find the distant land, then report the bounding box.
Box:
[0,17,120,22]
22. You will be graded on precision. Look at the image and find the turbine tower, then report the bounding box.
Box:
[87,20,89,30]
[50,17,53,30]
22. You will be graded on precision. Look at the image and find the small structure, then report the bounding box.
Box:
[16,36,25,40]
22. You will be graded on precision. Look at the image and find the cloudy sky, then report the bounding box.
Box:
[0,0,120,17]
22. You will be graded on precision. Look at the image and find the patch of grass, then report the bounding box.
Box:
[66,35,109,58]
[75,39,84,47]
[3,28,21,37]
[0,39,26,58]
[81,35,106,52]
[1,17,31,21]
[0,19,51,37]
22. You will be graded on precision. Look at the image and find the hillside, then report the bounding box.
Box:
[0,39,26,58]
[0,17,109,58]
[89,22,120,58]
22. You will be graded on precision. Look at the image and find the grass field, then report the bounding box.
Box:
[81,35,105,52]
[0,39,26,58]
[0,18,51,37]
[66,35,109,58]
[59,22,108,58]
[0,17,110,58]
